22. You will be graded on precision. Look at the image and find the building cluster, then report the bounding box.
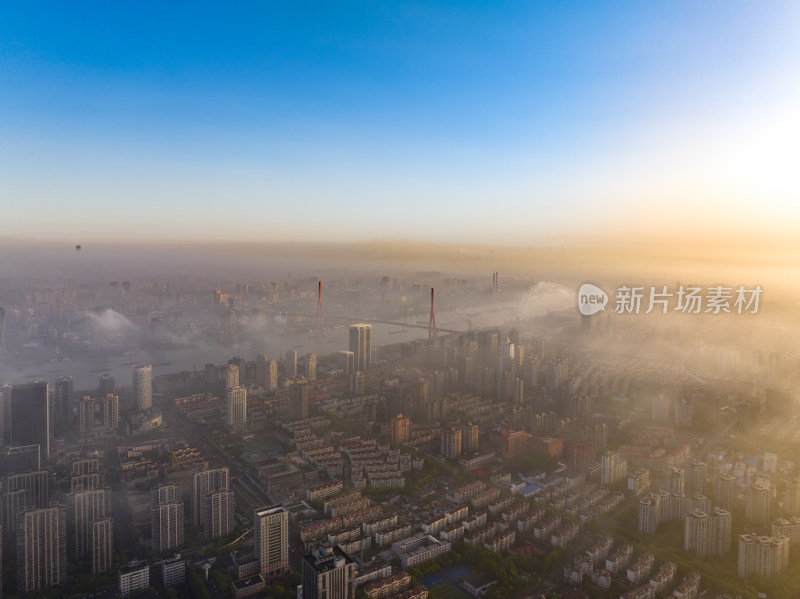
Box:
[738,533,790,579]
[3,270,794,599]
[563,538,694,599]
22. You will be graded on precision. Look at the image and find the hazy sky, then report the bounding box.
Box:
[2,1,799,244]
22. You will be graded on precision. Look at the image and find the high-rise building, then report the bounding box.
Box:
[639,490,691,534]
[285,350,298,379]
[501,337,515,362]
[349,324,372,372]
[101,394,119,430]
[715,473,736,513]
[161,553,186,589]
[684,509,710,557]
[91,518,114,574]
[256,354,276,390]
[6,444,41,474]
[119,560,150,597]
[564,439,596,472]
[0,382,10,447]
[204,490,234,539]
[54,376,74,422]
[67,487,111,557]
[601,451,627,486]
[306,353,317,382]
[512,377,524,404]
[338,351,355,377]
[771,517,800,545]
[461,422,479,450]
[667,468,687,495]
[684,508,732,557]
[478,331,499,364]
[98,374,115,398]
[225,363,240,389]
[226,386,247,432]
[441,426,462,459]
[490,424,528,460]
[523,357,538,387]
[390,414,410,445]
[783,474,800,516]
[16,504,68,593]
[191,468,229,528]
[10,381,50,459]
[674,398,693,427]
[687,459,707,497]
[711,507,733,555]
[6,470,50,508]
[652,394,671,422]
[546,357,568,389]
[72,458,100,476]
[161,553,186,588]
[152,482,180,505]
[133,365,152,412]
[302,546,356,599]
[738,533,790,578]
[151,483,184,554]
[5,488,29,532]
[267,358,278,390]
[290,377,309,420]
[628,469,651,495]
[254,505,289,580]
[746,484,771,524]
[255,355,279,390]
[71,472,100,493]
[638,493,661,534]
[79,396,95,435]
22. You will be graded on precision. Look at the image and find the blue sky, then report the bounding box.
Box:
[2,1,799,244]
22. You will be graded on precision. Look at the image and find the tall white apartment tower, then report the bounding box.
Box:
[226,386,247,432]
[349,324,372,372]
[254,505,289,580]
[133,365,152,412]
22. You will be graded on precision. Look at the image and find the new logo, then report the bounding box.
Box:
[577,283,608,316]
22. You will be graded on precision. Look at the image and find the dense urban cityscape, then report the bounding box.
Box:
[3,1,799,598]
[0,265,798,599]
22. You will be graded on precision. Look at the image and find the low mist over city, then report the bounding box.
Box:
[1,2,799,599]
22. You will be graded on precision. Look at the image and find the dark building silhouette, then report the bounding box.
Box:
[10,382,50,459]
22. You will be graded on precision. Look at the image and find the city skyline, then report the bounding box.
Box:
[1,4,800,597]
[1,2,798,244]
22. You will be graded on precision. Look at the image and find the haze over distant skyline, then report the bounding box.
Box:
[2,1,799,244]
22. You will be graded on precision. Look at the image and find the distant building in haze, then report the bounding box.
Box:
[349,324,372,372]
[133,365,152,412]
[306,353,317,381]
[290,377,309,420]
[285,350,298,379]
[10,381,50,459]
[338,351,355,377]
[98,374,115,398]
[54,376,74,423]
[227,386,247,433]
[441,426,462,460]
[390,414,410,445]
[191,468,229,529]
[151,483,184,553]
